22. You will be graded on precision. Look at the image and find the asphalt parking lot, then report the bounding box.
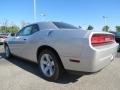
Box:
[0,45,120,90]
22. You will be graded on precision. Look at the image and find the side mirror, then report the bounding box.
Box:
[11,33,15,36]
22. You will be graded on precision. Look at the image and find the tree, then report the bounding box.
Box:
[116,26,120,32]
[0,20,19,33]
[8,26,19,33]
[0,25,19,33]
[0,26,6,33]
[102,25,109,32]
[0,20,9,33]
[87,25,94,30]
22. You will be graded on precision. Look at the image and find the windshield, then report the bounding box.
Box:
[53,22,78,29]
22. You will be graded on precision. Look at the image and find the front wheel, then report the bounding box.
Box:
[4,45,12,58]
[38,49,63,81]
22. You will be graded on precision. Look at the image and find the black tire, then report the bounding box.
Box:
[4,45,12,59]
[38,49,64,81]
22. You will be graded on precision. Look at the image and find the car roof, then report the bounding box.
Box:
[26,21,58,30]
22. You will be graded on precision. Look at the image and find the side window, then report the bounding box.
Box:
[23,26,32,36]
[16,26,32,36]
[16,29,24,36]
[31,24,39,34]
[16,24,39,36]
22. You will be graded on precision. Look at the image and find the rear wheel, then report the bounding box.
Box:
[38,49,63,81]
[5,45,12,58]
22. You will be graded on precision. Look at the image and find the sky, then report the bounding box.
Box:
[0,0,120,30]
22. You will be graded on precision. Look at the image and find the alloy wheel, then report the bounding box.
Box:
[40,54,55,77]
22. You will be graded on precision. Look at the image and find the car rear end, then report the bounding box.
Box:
[87,32,118,72]
[54,30,118,73]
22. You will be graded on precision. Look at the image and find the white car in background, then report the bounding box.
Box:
[0,33,15,44]
[4,22,118,81]
[0,33,8,44]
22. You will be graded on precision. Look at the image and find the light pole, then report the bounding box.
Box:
[102,16,108,31]
[34,0,37,22]
[103,16,108,26]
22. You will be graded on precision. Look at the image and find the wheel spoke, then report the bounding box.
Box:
[49,66,54,76]
[44,66,49,74]
[42,60,48,65]
[51,61,54,66]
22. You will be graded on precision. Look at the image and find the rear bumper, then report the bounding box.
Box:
[91,55,113,72]
[87,43,118,72]
[62,43,118,72]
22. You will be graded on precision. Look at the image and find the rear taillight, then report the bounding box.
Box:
[91,34,114,46]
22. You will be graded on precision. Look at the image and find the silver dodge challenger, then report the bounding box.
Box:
[4,22,118,81]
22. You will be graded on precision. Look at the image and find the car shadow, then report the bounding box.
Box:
[0,52,88,84]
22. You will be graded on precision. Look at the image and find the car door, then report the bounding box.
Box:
[11,25,33,57]
[11,24,39,59]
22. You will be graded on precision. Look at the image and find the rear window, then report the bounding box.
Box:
[53,22,78,29]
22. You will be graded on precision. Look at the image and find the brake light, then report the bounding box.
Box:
[91,34,114,46]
